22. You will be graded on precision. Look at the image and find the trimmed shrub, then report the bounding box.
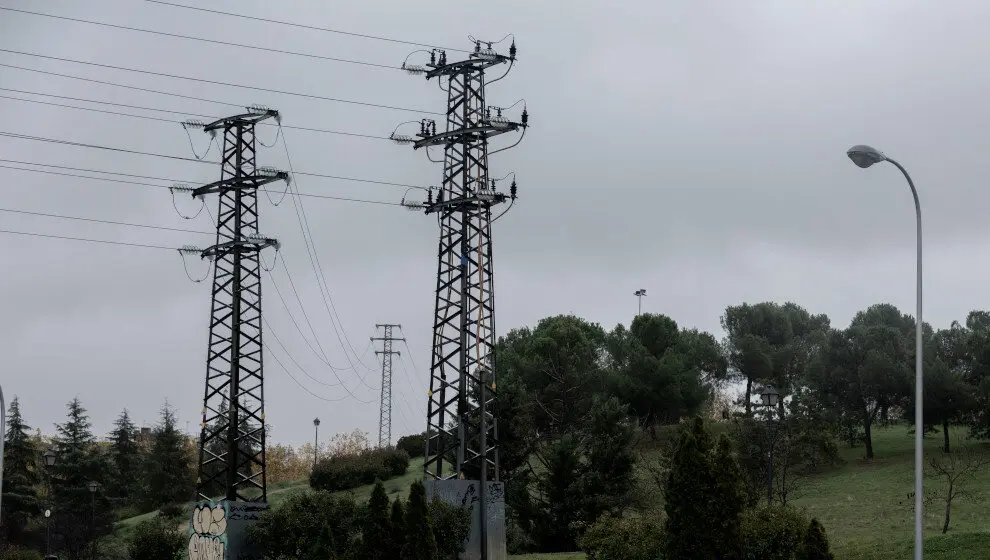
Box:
[128,514,185,560]
[383,448,411,476]
[741,504,809,560]
[310,447,411,492]
[580,514,664,560]
[429,498,472,559]
[396,432,426,457]
[796,518,835,560]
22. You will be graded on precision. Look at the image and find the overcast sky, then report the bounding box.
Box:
[3,0,990,448]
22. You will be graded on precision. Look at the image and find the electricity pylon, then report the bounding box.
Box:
[177,106,287,503]
[372,323,405,448]
[395,38,528,559]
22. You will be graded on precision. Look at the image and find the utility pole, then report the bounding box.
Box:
[395,38,528,560]
[634,288,647,316]
[372,324,405,448]
[177,106,287,504]
[313,417,321,467]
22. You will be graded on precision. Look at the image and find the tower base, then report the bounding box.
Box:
[425,479,507,560]
[188,500,268,560]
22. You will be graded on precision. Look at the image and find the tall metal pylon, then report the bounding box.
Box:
[395,38,528,559]
[372,323,405,448]
[177,106,287,503]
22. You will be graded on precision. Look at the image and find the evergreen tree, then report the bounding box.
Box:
[51,397,114,560]
[664,418,746,560]
[390,497,406,558]
[107,408,140,504]
[2,396,40,544]
[401,481,438,560]
[796,518,835,560]
[141,402,194,511]
[361,481,393,560]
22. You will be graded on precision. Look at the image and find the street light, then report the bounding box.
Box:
[313,418,321,468]
[634,289,647,316]
[41,449,57,558]
[88,481,101,557]
[846,144,924,560]
[0,384,5,530]
[760,386,780,505]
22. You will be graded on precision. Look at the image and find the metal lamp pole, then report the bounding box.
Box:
[847,145,924,559]
[42,449,57,558]
[0,384,5,529]
[634,289,646,316]
[760,387,780,505]
[313,418,320,468]
[88,481,100,558]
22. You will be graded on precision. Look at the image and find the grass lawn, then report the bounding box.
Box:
[117,425,989,559]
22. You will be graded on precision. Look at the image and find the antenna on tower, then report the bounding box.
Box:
[394,35,528,560]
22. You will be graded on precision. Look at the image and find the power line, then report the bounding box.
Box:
[0,162,407,207]
[142,0,468,52]
[0,49,439,115]
[0,132,425,190]
[0,87,391,140]
[0,7,399,70]
[0,228,175,250]
[0,207,212,235]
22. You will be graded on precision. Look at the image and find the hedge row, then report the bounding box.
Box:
[310,447,411,492]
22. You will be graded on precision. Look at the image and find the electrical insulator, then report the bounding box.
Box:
[510,179,517,200]
[427,190,434,204]
[420,121,426,135]
[430,50,436,65]
[521,108,529,126]
[474,41,481,53]
[431,121,437,135]
[510,40,516,60]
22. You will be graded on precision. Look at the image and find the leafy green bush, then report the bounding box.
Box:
[128,514,185,560]
[580,514,664,560]
[741,504,809,560]
[429,498,472,559]
[796,518,835,560]
[396,432,426,457]
[383,448,411,477]
[0,546,43,560]
[249,490,362,559]
[310,447,411,492]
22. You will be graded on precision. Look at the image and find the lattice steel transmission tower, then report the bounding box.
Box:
[178,106,287,503]
[372,323,405,448]
[394,37,528,559]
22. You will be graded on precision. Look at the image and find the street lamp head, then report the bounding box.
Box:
[313,418,320,427]
[847,144,887,169]
[634,289,646,297]
[88,481,100,493]
[760,386,780,407]
[42,449,57,467]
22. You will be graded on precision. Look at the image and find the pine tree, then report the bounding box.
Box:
[797,518,835,560]
[2,396,40,544]
[401,481,439,560]
[51,397,114,560]
[142,402,194,511]
[664,418,746,560]
[390,497,406,558]
[361,481,393,559]
[107,409,140,504]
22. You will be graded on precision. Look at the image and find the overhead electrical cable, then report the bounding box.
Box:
[0,87,390,140]
[0,49,440,115]
[0,132,426,190]
[142,0,469,52]
[0,207,211,235]
[0,7,400,70]
[0,228,175,250]
[0,163,406,207]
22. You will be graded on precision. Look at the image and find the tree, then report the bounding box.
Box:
[249,490,362,559]
[107,409,140,504]
[796,518,835,560]
[389,498,406,559]
[50,397,114,560]
[962,310,990,439]
[401,481,438,560]
[722,302,828,416]
[664,418,745,560]
[141,402,194,511]
[128,514,184,560]
[2,396,40,544]
[361,481,393,560]
[928,445,989,534]
[811,304,916,459]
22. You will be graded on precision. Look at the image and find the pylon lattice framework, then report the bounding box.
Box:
[185,107,287,503]
[372,323,404,448]
[401,40,527,484]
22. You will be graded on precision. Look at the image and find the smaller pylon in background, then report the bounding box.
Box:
[371,324,405,448]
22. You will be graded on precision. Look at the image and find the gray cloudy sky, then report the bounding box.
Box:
[2,0,989,448]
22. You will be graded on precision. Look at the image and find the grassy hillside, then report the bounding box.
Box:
[117,426,990,560]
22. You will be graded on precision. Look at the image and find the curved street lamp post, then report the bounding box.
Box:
[847,144,924,560]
